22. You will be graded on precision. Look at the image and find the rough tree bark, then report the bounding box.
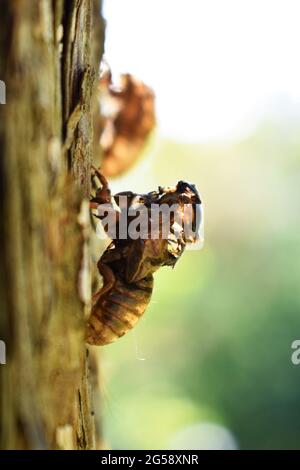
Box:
[0,0,104,449]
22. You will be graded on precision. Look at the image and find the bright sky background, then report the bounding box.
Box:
[103,0,300,141]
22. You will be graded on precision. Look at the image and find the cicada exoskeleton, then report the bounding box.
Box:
[86,170,201,345]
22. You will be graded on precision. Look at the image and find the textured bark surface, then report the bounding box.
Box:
[0,0,104,449]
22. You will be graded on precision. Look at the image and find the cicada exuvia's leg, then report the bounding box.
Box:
[90,166,112,208]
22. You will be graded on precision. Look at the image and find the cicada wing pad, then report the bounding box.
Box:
[125,238,171,283]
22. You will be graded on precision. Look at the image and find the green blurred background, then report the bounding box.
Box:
[101,0,300,450]
[101,117,300,450]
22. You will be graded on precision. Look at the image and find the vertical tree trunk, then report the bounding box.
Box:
[0,0,104,449]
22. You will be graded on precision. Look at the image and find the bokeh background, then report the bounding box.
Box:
[99,0,300,449]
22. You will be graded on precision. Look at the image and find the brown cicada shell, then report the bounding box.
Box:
[86,170,201,346]
[97,69,156,178]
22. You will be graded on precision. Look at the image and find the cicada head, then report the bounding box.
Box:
[175,181,202,243]
[157,181,202,245]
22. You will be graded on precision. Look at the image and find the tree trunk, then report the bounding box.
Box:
[0,0,104,449]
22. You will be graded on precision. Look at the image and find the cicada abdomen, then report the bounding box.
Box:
[86,265,153,346]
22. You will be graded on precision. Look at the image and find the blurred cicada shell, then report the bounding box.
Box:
[97,66,156,178]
